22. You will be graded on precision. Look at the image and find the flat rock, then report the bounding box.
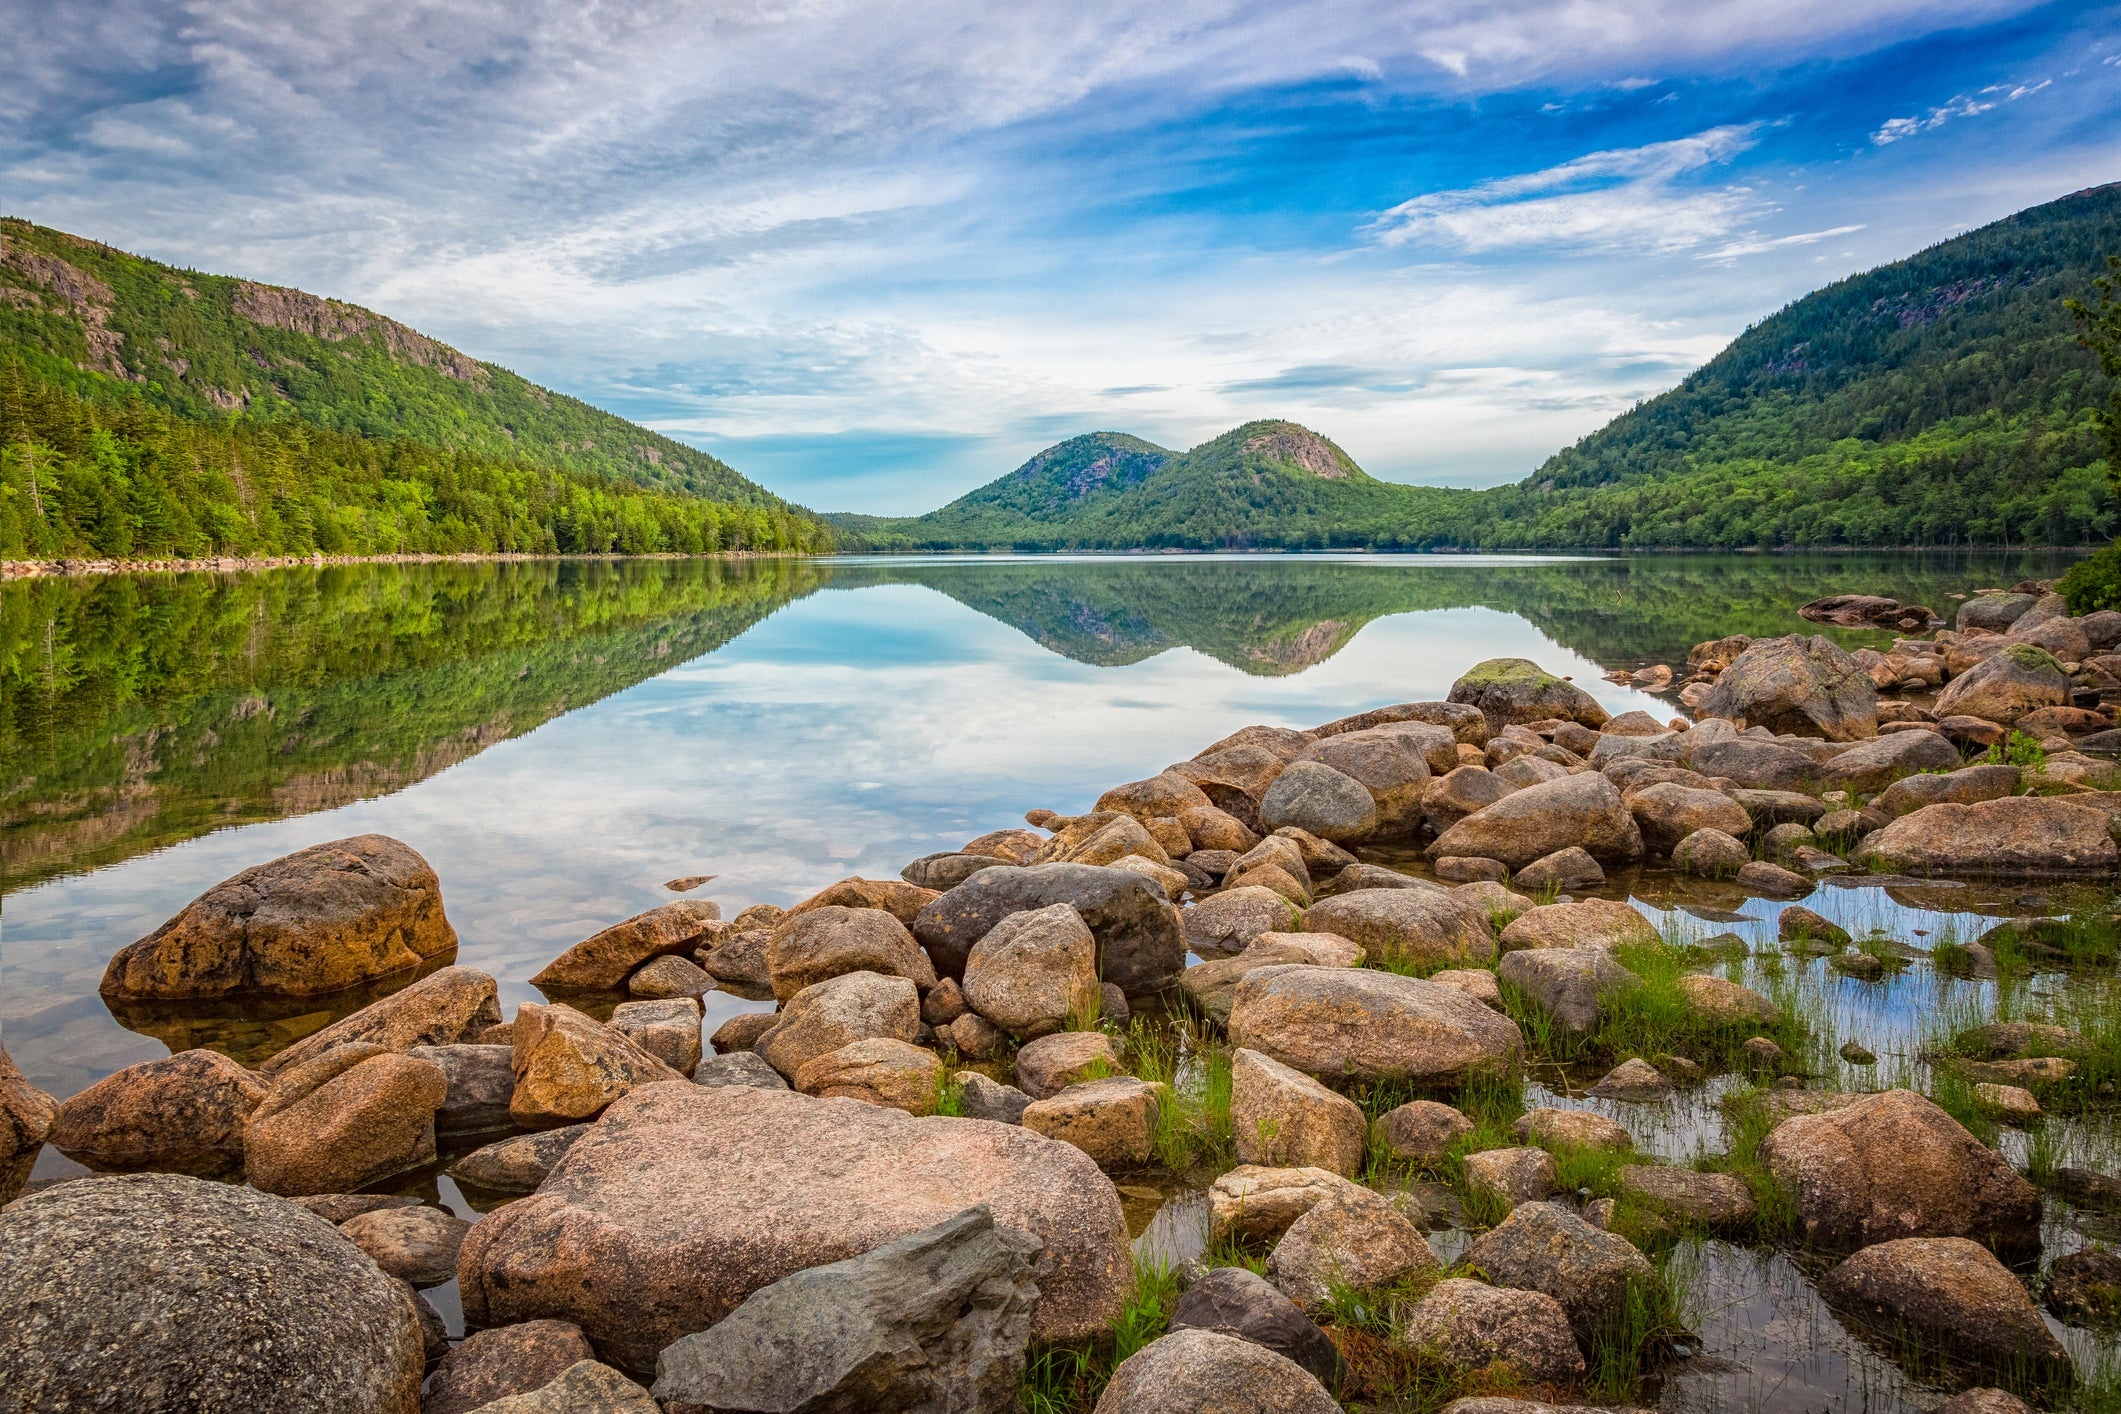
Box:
[1499,898,1657,951]
[99,834,458,1001]
[1019,1076,1160,1168]
[650,1205,1040,1414]
[1853,795,2120,876]
[1821,1237,2067,1372]
[458,1085,1129,1368]
[1875,764,2022,817]
[1427,773,1644,871]
[424,1320,597,1414]
[0,1173,423,1413]
[1400,1278,1584,1384]
[1617,1166,1757,1228]
[529,901,720,993]
[693,1050,790,1090]
[46,1047,265,1177]
[913,863,1186,998]
[1689,738,1823,791]
[256,965,501,1077]
[1231,1047,1366,1175]
[1301,888,1495,970]
[1460,1201,1656,1336]
[902,851,1014,891]
[1228,965,1524,1086]
[1515,1107,1632,1152]
[606,999,703,1076]
[1093,1329,1339,1414]
[448,1124,591,1194]
[1167,1266,1342,1385]
[338,1203,471,1287]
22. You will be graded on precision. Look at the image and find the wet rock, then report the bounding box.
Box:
[710,1010,777,1054]
[605,999,703,1076]
[0,1050,56,1205]
[246,1048,448,1196]
[1461,1201,1657,1337]
[1697,635,1878,741]
[449,1123,591,1193]
[1259,760,1381,843]
[694,1050,791,1091]
[767,905,937,1003]
[794,1037,943,1113]
[1207,1164,1364,1242]
[425,1321,598,1414]
[508,1002,686,1127]
[1821,1237,2067,1373]
[2044,1248,2121,1327]
[1095,1328,1340,1414]
[1617,1166,1757,1229]
[1947,1020,2091,1060]
[1497,949,1637,1034]
[1743,1037,1787,1071]
[1840,1040,1877,1065]
[0,1172,423,1412]
[458,1085,1129,1366]
[1588,1058,1670,1100]
[755,971,921,1080]
[1778,905,1850,947]
[46,1048,264,1177]
[961,901,1101,1039]
[1759,1089,2043,1249]
[1972,1082,2042,1123]
[1231,1047,1366,1176]
[1229,965,1524,1086]
[257,965,502,1077]
[338,1203,470,1287]
[913,863,1186,998]
[1020,1077,1160,1167]
[1689,739,1823,791]
[1400,1278,1585,1385]
[1448,659,1611,735]
[1672,827,1749,879]
[1423,766,1512,836]
[1628,783,1752,855]
[1854,795,2119,876]
[1375,1099,1474,1163]
[462,1360,657,1413]
[99,834,458,1002]
[1181,885,1300,958]
[903,851,1015,891]
[1515,1108,1632,1153]
[1428,772,1644,871]
[1935,644,2072,725]
[1301,888,1495,970]
[1464,1147,1558,1207]
[652,1205,1039,1414]
[1436,855,1508,883]
[1498,898,1657,952]
[697,927,772,988]
[956,1071,1032,1124]
[1015,1030,1122,1099]
[1266,1186,1439,1315]
[1735,859,1813,897]
[1510,845,1605,893]
[529,901,720,993]
[1167,1265,1342,1385]
[1821,731,1963,793]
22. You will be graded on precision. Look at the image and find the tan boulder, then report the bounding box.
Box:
[606,998,703,1076]
[1229,965,1523,1086]
[1180,942,1313,1026]
[963,828,1046,862]
[46,1049,265,1178]
[1096,773,1213,823]
[1180,804,1258,853]
[1399,1279,1584,1385]
[765,905,936,1002]
[1427,773,1644,871]
[1298,728,1434,835]
[1020,1077,1161,1167]
[1014,1030,1121,1100]
[461,1358,659,1412]
[1853,795,2119,876]
[962,902,1101,1038]
[424,1321,599,1414]
[1300,888,1495,970]
[1874,764,2022,817]
[1616,1166,1757,1228]
[1675,973,1778,1027]
[528,901,720,993]
[1463,1147,1558,1207]
[1207,1164,1366,1243]
[245,1047,448,1195]
[1514,1107,1632,1153]
[1252,930,1362,967]
[1498,899,1658,952]
[0,1049,58,1204]
[793,1038,943,1113]
[1427,968,1503,1009]
[100,834,457,1001]
[625,954,711,1000]
[1697,635,1878,740]
[1821,1237,2067,1372]
[1627,782,1751,855]
[1230,1048,1365,1176]
[1422,765,1511,836]
[1374,1100,1474,1163]
[508,1002,687,1128]
[457,1085,1130,1366]
[1934,644,2071,725]
[697,926,772,988]
[1181,885,1302,957]
[1096,1329,1339,1414]
[1265,1187,1439,1315]
[784,876,940,925]
[1034,812,1173,868]
[1447,659,1610,735]
[754,971,921,1080]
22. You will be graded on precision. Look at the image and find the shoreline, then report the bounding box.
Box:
[0,549,812,581]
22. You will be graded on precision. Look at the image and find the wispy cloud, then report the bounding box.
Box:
[1872,74,2051,144]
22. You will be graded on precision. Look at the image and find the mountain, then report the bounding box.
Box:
[840,183,2121,551]
[1,219,832,559]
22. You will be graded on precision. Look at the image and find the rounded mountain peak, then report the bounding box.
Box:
[1229,420,1357,480]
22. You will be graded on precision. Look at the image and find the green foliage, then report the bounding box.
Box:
[1986,729,2052,770]
[2066,251,2121,492]
[1017,1254,1179,1414]
[1121,1019,1234,1173]
[2061,542,2121,612]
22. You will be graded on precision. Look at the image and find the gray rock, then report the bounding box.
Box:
[913,863,1186,998]
[955,1072,1032,1124]
[1689,738,1823,791]
[0,1173,423,1413]
[425,1320,598,1414]
[463,1360,657,1413]
[1182,885,1302,958]
[1399,1278,1584,1384]
[1697,635,1877,740]
[1821,1237,2068,1373]
[1957,593,2038,632]
[1299,728,1435,836]
[693,1050,791,1090]
[1820,731,1962,793]
[651,1205,1041,1414]
[1460,1201,1656,1337]
[1496,949,1638,1034]
[408,1043,519,1137]
[1093,1329,1339,1413]
[1426,772,1644,871]
[448,1124,592,1193]
[902,852,1013,891]
[1260,761,1381,843]
[1167,1266,1342,1385]
[1447,659,1611,735]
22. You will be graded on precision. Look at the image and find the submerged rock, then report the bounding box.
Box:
[1821,1237,2067,1373]
[0,1049,57,1206]
[448,1124,591,1194]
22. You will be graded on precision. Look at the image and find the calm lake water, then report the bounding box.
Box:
[7,548,2118,1406]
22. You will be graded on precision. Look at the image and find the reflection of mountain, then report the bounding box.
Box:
[2,558,823,893]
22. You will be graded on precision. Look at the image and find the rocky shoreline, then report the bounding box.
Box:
[0,549,805,580]
[3,576,2118,1413]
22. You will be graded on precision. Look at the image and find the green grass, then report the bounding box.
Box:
[1698,1083,1800,1239]
[1017,1254,1179,1413]
[1583,1258,1696,1404]
[1986,730,2052,771]
[1120,1018,1234,1174]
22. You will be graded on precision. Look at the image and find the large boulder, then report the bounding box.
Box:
[1757,1089,2043,1249]
[1958,593,2038,632]
[1300,888,1495,970]
[1098,772,1214,823]
[1230,1047,1366,1176]
[0,1049,57,1205]
[1697,636,1877,740]
[962,903,1102,1038]
[1228,965,1523,1086]
[1851,796,2120,877]
[508,1002,687,1127]
[1498,899,1658,952]
[425,1321,599,1414]
[99,835,457,1001]
[245,1047,449,1196]
[1934,644,2072,726]
[1459,1201,1656,1337]
[913,864,1185,998]
[765,905,935,1002]
[786,877,941,926]
[1297,729,1433,835]
[1821,1238,2068,1373]
[0,1173,424,1412]
[1266,1187,1439,1314]
[903,852,1014,892]
[1167,1267,1341,1385]
[1399,1278,1585,1385]
[1820,731,1963,793]
[1181,886,1302,958]
[457,1085,1130,1370]
[1626,783,1752,855]
[1875,763,2022,817]
[1426,773,1643,871]
[1497,949,1637,1034]
[754,971,921,1080]
[1259,761,1380,843]
[1688,739,1823,792]
[1447,659,1610,735]
[46,1048,265,1178]
[529,901,721,992]
[1093,1329,1339,1414]
[256,965,500,1076]
[650,1205,1040,1414]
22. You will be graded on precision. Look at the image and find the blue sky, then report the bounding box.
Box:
[8,1,2121,512]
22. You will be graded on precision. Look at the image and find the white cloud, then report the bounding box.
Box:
[1873,75,2049,144]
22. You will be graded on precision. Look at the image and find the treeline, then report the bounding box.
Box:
[0,362,834,559]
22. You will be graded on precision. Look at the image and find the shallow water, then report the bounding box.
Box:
[5,547,2117,1405]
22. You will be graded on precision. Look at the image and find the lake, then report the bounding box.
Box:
[6,548,2115,1409]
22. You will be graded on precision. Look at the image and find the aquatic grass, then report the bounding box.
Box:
[1582,1253,1696,1405]
[931,1070,967,1117]
[1122,1018,1233,1173]
[1017,1253,1179,1413]
[1697,1083,1800,1240]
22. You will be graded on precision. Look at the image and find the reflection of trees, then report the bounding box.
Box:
[2,558,825,893]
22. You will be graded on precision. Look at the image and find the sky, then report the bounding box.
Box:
[7,2,2121,513]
